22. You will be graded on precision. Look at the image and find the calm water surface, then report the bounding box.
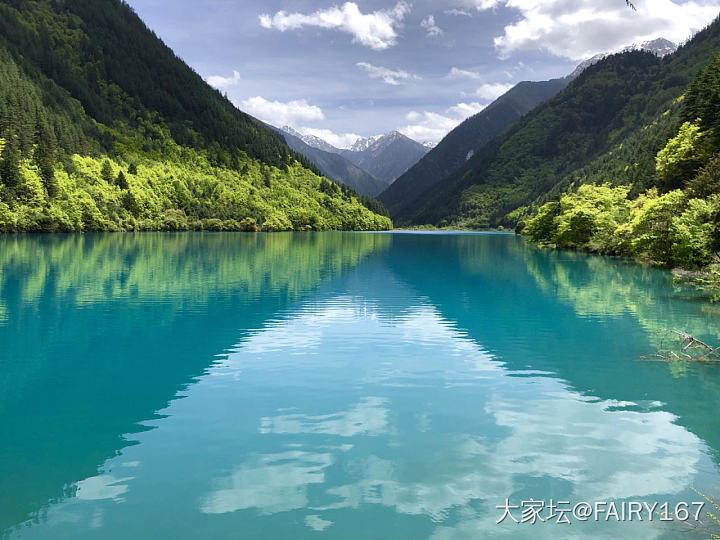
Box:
[1,232,719,539]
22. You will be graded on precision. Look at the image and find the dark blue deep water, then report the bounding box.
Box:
[1,232,719,539]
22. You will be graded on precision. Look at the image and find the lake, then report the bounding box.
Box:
[1,232,719,539]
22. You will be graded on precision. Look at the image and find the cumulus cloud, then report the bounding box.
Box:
[474,82,514,100]
[206,70,240,90]
[259,2,410,50]
[473,0,720,60]
[298,127,363,149]
[356,62,421,85]
[448,67,481,79]
[399,102,487,143]
[421,15,443,37]
[239,96,325,127]
[447,102,488,117]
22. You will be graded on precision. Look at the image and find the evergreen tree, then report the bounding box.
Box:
[0,144,21,190]
[116,170,129,190]
[35,138,58,197]
[128,163,137,175]
[101,160,114,183]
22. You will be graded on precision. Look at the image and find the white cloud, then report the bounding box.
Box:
[421,15,443,37]
[356,62,421,85]
[448,67,481,80]
[259,2,410,50]
[239,96,325,127]
[466,0,503,9]
[474,82,513,100]
[206,70,241,90]
[297,127,363,149]
[444,8,472,16]
[473,0,720,60]
[399,102,487,143]
[447,102,487,117]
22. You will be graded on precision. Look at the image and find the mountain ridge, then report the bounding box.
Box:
[395,16,720,228]
[569,37,678,78]
[340,131,430,185]
[0,0,391,232]
[380,77,571,217]
[274,126,388,197]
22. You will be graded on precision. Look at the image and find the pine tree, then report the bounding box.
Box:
[101,160,114,183]
[0,144,21,190]
[128,163,137,175]
[116,170,129,190]
[35,138,58,197]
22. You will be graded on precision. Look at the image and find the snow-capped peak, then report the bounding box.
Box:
[623,37,677,57]
[350,134,385,153]
[281,125,304,138]
[281,126,340,153]
[569,37,677,79]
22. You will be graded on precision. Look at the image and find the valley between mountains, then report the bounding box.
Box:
[0,0,718,284]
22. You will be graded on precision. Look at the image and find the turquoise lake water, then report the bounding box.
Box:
[1,232,719,539]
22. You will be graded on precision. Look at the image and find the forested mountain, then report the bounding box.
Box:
[0,0,391,232]
[275,127,388,197]
[568,38,677,79]
[340,131,429,185]
[394,14,720,229]
[380,77,570,216]
[524,48,720,278]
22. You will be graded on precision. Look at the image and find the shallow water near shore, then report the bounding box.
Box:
[1,231,719,539]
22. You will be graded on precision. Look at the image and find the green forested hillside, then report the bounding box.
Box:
[396,15,720,230]
[380,77,569,217]
[0,0,391,232]
[524,48,720,283]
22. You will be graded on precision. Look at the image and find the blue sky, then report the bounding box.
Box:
[128,0,720,146]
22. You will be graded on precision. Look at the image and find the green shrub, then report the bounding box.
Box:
[671,196,720,267]
[656,121,711,190]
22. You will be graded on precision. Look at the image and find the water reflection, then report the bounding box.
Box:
[1,232,719,539]
[201,451,335,515]
[0,232,388,534]
[259,397,389,437]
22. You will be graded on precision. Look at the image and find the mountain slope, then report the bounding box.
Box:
[274,127,387,197]
[341,131,429,185]
[0,0,391,232]
[380,77,570,216]
[398,15,720,228]
[523,50,720,275]
[282,126,342,154]
[568,38,677,78]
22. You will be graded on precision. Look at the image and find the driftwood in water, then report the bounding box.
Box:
[668,330,719,356]
[640,330,720,362]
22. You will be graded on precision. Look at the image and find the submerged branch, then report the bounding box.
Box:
[667,329,719,356]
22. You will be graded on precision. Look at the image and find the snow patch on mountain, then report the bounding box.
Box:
[569,38,677,79]
[281,126,341,153]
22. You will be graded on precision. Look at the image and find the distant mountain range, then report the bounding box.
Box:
[278,127,430,196]
[273,36,680,211]
[340,131,430,185]
[282,126,340,154]
[275,126,388,197]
